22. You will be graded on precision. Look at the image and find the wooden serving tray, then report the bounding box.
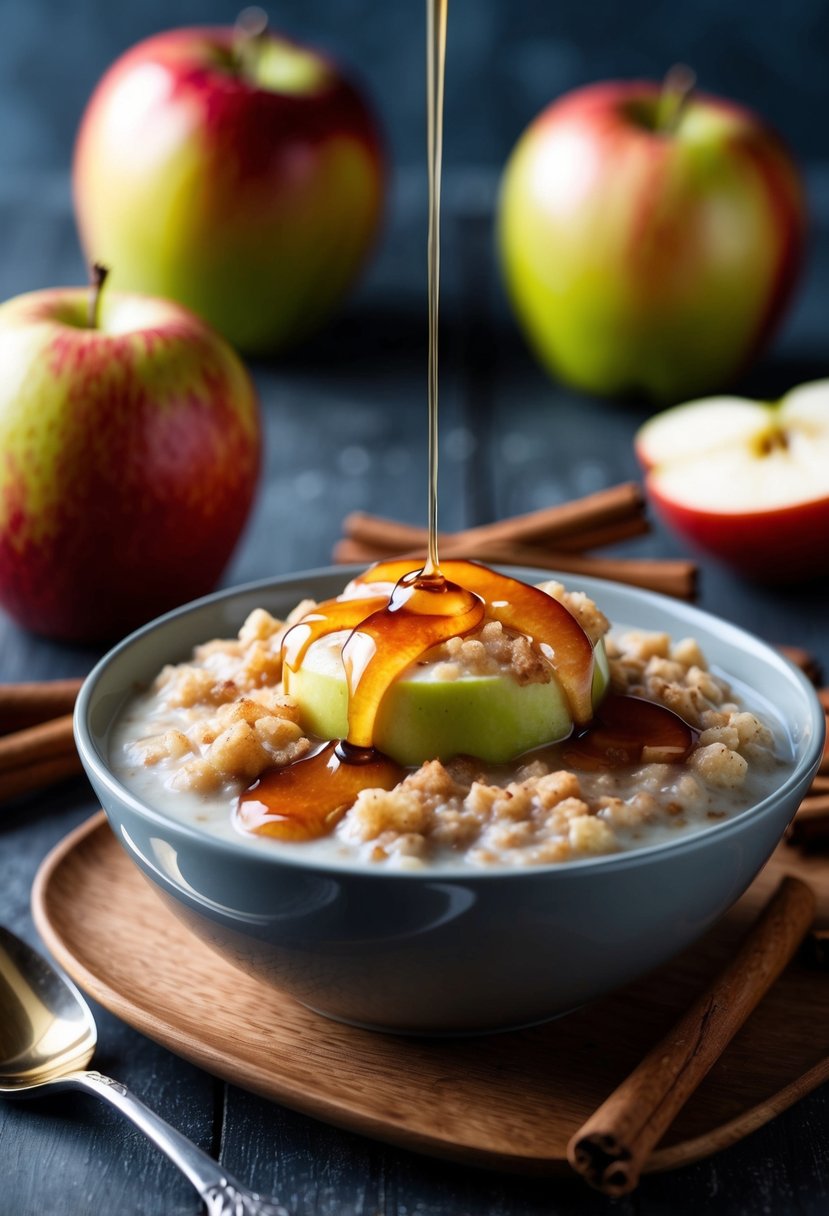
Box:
[32,812,829,1177]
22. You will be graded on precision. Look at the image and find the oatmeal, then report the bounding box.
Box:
[111,576,787,870]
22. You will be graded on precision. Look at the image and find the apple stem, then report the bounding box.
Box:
[656,64,697,134]
[87,263,109,330]
[233,6,269,77]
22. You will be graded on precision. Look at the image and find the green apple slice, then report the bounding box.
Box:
[289,630,609,767]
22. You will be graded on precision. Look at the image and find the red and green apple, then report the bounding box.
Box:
[635,380,829,581]
[0,275,261,642]
[73,21,385,354]
[497,76,806,401]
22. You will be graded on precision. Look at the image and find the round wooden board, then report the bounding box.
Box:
[32,812,829,1177]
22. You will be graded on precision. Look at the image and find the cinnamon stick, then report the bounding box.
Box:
[786,795,829,846]
[542,515,650,553]
[0,752,84,803]
[333,537,697,601]
[819,688,829,713]
[450,542,697,600]
[0,678,83,733]
[343,482,646,554]
[808,775,829,796]
[567,876,815,1195]
[344,514,651,558]
[0,713,76,775]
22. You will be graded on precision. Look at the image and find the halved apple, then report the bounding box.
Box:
[289,629,609,767]
[635,380,829,581]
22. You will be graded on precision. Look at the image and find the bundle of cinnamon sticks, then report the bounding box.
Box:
[334,481,699,600]
[0,679,84,803]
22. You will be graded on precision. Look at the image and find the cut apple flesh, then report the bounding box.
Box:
[289,628,609,767]
[637,381,829,513]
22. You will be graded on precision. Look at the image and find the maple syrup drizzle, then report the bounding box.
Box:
[237,740,403,842]
[352,559,595,724]
[238,554,599,839]
[280,595,388,677]
[341,570,482,749]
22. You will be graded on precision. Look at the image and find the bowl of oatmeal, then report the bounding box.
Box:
[75,564,824,1034]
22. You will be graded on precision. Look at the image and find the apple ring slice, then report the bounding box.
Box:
[288,560,608,767]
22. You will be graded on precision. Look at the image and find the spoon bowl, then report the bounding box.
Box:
[0,925,287,1215]
[0,926,96,1091]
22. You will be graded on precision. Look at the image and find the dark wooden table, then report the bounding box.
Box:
[1,169,827,1216]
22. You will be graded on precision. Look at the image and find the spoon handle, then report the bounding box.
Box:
[63,1070,289,1215]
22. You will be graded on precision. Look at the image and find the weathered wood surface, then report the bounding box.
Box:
[0,174,828,1216]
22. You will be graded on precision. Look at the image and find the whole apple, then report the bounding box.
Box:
[497,77,806,401]
[73,21,385,354]
[0,279,261,642]
[635,380,829,581]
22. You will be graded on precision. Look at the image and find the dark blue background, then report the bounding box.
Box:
[3,0,827,175]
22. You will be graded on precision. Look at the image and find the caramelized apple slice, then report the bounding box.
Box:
[282,595,387,682]
[564,694,697,771]
[343,572,485,749]
[291,637,577,766]
[354,558,595,725]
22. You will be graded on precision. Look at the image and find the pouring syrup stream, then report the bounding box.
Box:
[424,0,448,580]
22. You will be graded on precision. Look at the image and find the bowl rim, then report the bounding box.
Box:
[75,563,826,881]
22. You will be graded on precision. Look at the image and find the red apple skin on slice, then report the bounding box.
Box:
[646,488,829,582]
[636,382,829,582]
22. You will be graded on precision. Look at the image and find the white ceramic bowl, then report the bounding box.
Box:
[75,567,825,1035]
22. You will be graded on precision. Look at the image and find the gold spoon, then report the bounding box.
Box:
[0,924,287,1215]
